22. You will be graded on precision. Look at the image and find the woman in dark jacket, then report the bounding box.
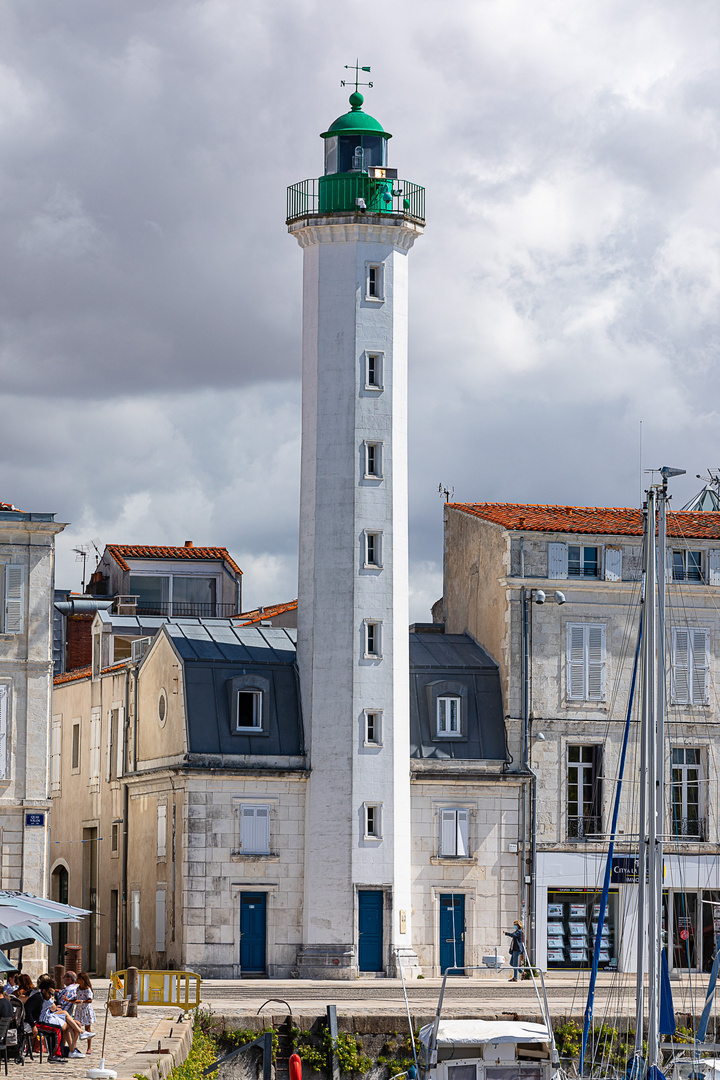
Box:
[504,920,524,981]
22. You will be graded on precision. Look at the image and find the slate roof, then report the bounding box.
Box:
[409,632,507,761]
[450,503,720,540]
[106,544,242,575]
[162,623,302,757]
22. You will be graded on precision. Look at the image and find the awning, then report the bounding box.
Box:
[419,1021,551,1049]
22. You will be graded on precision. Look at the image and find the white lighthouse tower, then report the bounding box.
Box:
[287,75,424,977]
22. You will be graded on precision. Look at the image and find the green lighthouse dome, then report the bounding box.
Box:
[321,91,391,176]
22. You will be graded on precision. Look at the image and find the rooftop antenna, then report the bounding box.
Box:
[438,483,454,504]
[341,61,373,94]
[72,544,92,592]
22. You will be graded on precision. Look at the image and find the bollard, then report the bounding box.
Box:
[126,967,138,1018]
[54,965,65,986]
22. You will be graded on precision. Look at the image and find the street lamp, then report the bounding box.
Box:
[521,585,567,966]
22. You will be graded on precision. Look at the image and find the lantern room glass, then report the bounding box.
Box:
[324,134,387,175]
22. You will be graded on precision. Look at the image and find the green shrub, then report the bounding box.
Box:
[167,1027,219,1080]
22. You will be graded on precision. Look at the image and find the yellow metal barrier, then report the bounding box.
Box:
[110,970,202,1012]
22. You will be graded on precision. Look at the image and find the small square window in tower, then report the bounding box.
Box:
[364,531,382,568]
[366,264,383,301]
[364,442,382,479]
[236,689,263,731]
[365,352,384,390]
[364,803,382,839]
[437,695,461,736]
[364,621,382,658]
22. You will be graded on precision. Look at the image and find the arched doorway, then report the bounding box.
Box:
[51,865,69,968]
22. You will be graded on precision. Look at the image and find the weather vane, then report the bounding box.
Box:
[341,61,373,94]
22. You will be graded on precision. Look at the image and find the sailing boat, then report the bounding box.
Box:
[581,468,720,1080]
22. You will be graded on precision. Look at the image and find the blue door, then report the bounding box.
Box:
[358,891,384,972]
[440,894,465,974]
[240,893,267,973]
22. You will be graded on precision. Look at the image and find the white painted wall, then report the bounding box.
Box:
[290,217,421,974]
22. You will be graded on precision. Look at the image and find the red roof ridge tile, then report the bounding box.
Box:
[235,599,298,625]
[105,543,242,576]
[447,502,720,539]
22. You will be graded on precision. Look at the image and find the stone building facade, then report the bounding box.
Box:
[0,501,65,972]
[443,501,720,975]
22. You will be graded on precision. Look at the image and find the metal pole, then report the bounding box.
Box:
[327,1005,339,1080]
[649,485,667,1065]
[635,494,653,1055]
[521,588,530,938]
[647,485,660,1067]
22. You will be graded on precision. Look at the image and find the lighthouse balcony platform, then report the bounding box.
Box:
[286,174,425,226]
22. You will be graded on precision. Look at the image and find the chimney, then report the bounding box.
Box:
[184,540,193,548]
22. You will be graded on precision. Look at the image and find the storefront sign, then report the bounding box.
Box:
[610,856,665,883]
[25,813,45,827]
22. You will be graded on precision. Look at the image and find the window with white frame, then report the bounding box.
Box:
[567,745,602,839]
[439,808,470,857]
[364,441,383,479]
[364,620,382,658]
[236,689,263,731]
[89,709,101,793]
[239,804,271,854]
[155,887,167,952]
[71,721,81,773]
[364,531,382,568]
[437,695,462,736]
[157,801,167,859]
[0,685,8,780]
[127,573,218,617]
[672,550,704,582]
[548,543,604,580]
[130,889,141,952]
[51,716,62,795]
[567,624,606,701]
[671,747,704,838]
[1,565,24,634]
[364,710,382,746]
[365,352,383,390]
[672,627,709,705]
[364,803,382,839]
[366,263,383,300]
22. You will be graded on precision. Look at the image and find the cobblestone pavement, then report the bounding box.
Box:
[9,1007,175,1080]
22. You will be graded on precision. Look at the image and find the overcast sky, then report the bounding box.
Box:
[2,0,719,618]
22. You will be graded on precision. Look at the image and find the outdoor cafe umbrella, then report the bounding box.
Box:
[0,920,54,950]
[0,892,90,923]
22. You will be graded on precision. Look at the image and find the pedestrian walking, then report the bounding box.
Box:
[504,919,524,981]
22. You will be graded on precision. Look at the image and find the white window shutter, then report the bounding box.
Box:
[130,890,141,950]
[155,889,166,952]
[240,805,270,853]
[116,707,125,778]
[256,806,270,852]
[708,551,720,586]
[456,810,470,857]
[51,718,62,794]
[440,809,456,856]
[567,625,586,699]
[4,566,24,634]
[548,543,568,580]
[587,625,606,701]
[604,547,622,582]
[105,711,113,782]
[157,803,167,858]
[673,628,690,704]
[691,629,709,704]
[0,686,7,780]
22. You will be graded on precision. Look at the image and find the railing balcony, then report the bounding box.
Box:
[287,175,425,226]
[671,816,707,840]
[568,816,602,840]
[113,596,239,619]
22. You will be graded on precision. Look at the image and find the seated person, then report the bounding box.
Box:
[39,984,87,1058]
[56,974,77,1011]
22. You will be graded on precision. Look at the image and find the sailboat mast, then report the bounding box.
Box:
[636,491,655,1051]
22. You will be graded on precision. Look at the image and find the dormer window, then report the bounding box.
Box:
[236,690,263,732]
[127,574,218,617]
[437,695,461,736]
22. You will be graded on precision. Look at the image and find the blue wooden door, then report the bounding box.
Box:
[358,891,384,972]
[240,893,267,973]
[440,894,465,974]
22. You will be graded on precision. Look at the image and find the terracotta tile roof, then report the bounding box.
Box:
[235,599,298,625]
[0,502,21,512]
[106,544,242,576]
[54,665,92,686]
[449,502,720,540]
